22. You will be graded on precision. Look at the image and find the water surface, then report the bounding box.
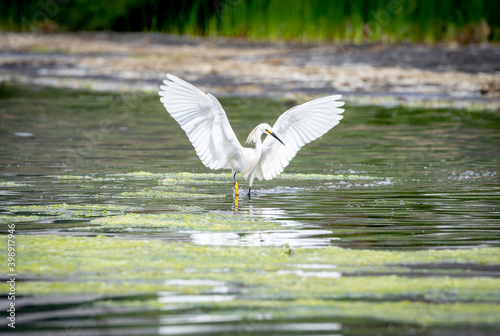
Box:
[0,85,499,335]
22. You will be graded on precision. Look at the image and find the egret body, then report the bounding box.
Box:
[159,74,345,197]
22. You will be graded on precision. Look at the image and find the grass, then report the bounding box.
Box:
[1,0,499,43]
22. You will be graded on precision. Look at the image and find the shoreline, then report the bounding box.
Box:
[1,32,499,109]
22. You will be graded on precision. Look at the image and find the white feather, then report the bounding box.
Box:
[255,95,345,180]
[159,74,242,170]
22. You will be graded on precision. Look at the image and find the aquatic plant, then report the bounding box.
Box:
[5,203,139,218]
[1,234,499,325]
[88,212,282,231]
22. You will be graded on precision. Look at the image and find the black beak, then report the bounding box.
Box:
[270,132,285,146]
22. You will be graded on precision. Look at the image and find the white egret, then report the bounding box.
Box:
[159,74,345,198]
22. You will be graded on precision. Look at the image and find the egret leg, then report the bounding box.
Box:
[232,171,239,196]
[248,173,255,199]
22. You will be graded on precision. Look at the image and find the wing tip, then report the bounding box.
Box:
[329,95,345,109]
[161,73,180,87]
[166,73,177,81]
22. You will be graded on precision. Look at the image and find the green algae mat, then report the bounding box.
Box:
[2,234,500,328]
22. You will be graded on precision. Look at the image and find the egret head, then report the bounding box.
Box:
[257,123,272,134]
[246,123,285,146]
[262,124,285,146]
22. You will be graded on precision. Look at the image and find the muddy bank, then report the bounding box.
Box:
[0,32,499,108]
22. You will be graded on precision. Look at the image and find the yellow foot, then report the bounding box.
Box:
[234,181,239,196]
[234,194,239,211]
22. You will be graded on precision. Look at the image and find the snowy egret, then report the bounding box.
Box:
[159,74,345,198]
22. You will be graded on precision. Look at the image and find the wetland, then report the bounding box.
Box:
[0,84,499,335]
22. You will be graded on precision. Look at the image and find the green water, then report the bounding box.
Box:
[0,85,499,335]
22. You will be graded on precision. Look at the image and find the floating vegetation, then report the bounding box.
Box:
[164,172,232,181]
[5,203,139,219]
[8,234,500,282]
[108,171,231,184]
[166,204,204,212]
[0,181,30,187]
[57,193,111,200]
[162,172,231,185]
[0,214,46,224]
[2,235,499,326]
[117,189,224,199]
[55,175,124,182]
[107,171,166,180]
[51,172,229,201]
[88,212,282,232]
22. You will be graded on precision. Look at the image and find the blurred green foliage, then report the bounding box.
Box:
[1,0,499,43]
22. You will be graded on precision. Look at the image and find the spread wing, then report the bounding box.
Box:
[159,74,242,170]
[255,95,345,180]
